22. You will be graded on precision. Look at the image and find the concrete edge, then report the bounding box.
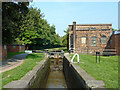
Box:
[64,53,105,89]
[3,53,49,88]
[3,80,29,88]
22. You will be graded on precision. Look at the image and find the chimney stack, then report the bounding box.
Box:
[73,21,76,25]
[73,21,76,53]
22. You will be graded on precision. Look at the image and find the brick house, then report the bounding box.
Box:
[0,45,7,60]
[68,21,113,55]
[109,31,120,55]
[7,45,25,52]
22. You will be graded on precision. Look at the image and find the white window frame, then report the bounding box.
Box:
[81,36,86,44]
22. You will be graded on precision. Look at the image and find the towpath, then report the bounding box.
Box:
[0,53,28,73]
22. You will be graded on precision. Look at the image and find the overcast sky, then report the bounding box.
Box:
[30,2,118,36]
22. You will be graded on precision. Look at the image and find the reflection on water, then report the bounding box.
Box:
[45,59,67,88]
[46,71,67,88]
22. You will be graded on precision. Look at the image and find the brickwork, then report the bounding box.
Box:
[109,34,115,49]
[7,45,25,52]
[0,45,7,60]
[110,33,120,55]
[0,45,2,60]
[69,21,113,55]
[118,34,120,55]
[115,34,120,55]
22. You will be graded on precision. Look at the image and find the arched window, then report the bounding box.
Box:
[91,36,97,46]
[101,35,107,44]
[81,36,86,44]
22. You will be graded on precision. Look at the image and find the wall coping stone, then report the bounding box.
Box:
[3,53,49,88]
[64,53,105,88]
[3,80,28,88]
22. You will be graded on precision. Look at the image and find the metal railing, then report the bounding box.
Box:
[69,48,117,56]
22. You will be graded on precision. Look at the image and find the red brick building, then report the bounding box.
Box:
[69,21,113,55]
[109,31,120,55]
[0,45,7,60]
[7,45,25,52]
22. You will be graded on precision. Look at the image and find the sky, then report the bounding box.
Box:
[29,2,118,36]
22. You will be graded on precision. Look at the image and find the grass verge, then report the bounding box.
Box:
[70,54,118,88]
[7,52,25,59]
[44,47,68,52]
[1,53,44,89]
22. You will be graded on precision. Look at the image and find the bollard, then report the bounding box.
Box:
[96,52,100,64]
[99,52,100,64]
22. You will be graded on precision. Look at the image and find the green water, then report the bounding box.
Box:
[45,59,67,88]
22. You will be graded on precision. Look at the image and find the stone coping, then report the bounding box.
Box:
[64,53,105,89]
[3,53,49,88]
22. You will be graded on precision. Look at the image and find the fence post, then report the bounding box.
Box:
[99,52,100,64]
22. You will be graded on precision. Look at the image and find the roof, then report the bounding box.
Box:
[69,23,112,26]
[76,24,112,26]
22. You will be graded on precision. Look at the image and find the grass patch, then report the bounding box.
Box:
[70,54,118,88]
[30,47,69,53]
[7,52,25,59]
[44,47,68,52]
[1,53,44,89]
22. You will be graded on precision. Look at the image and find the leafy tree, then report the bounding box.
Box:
[112,28,118,31]
[17,7,41,45]
[54,34,62,46]
[49,25,56,45]
[2,2,29,44]
[62,28,69,49]
[17,7,60,49]
[2,3,63,49]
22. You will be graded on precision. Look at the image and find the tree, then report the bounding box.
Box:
[112,28,118,31]
[48,25,58,46]
[62,28,69,49]
[2,2,29,44]
[17,7,60,49]
[17,7,45,45]
[54,34,62,46]
[2,3,63,49]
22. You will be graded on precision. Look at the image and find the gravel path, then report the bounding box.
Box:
[0,53,28,73]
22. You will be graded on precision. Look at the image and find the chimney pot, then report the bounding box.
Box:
[73,21,76,25]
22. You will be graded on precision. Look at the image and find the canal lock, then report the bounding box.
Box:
[3,52,104,89]
[45,52,67,88]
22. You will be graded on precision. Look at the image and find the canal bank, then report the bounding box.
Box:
[3,53,105,89]
[63,53,105,89]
